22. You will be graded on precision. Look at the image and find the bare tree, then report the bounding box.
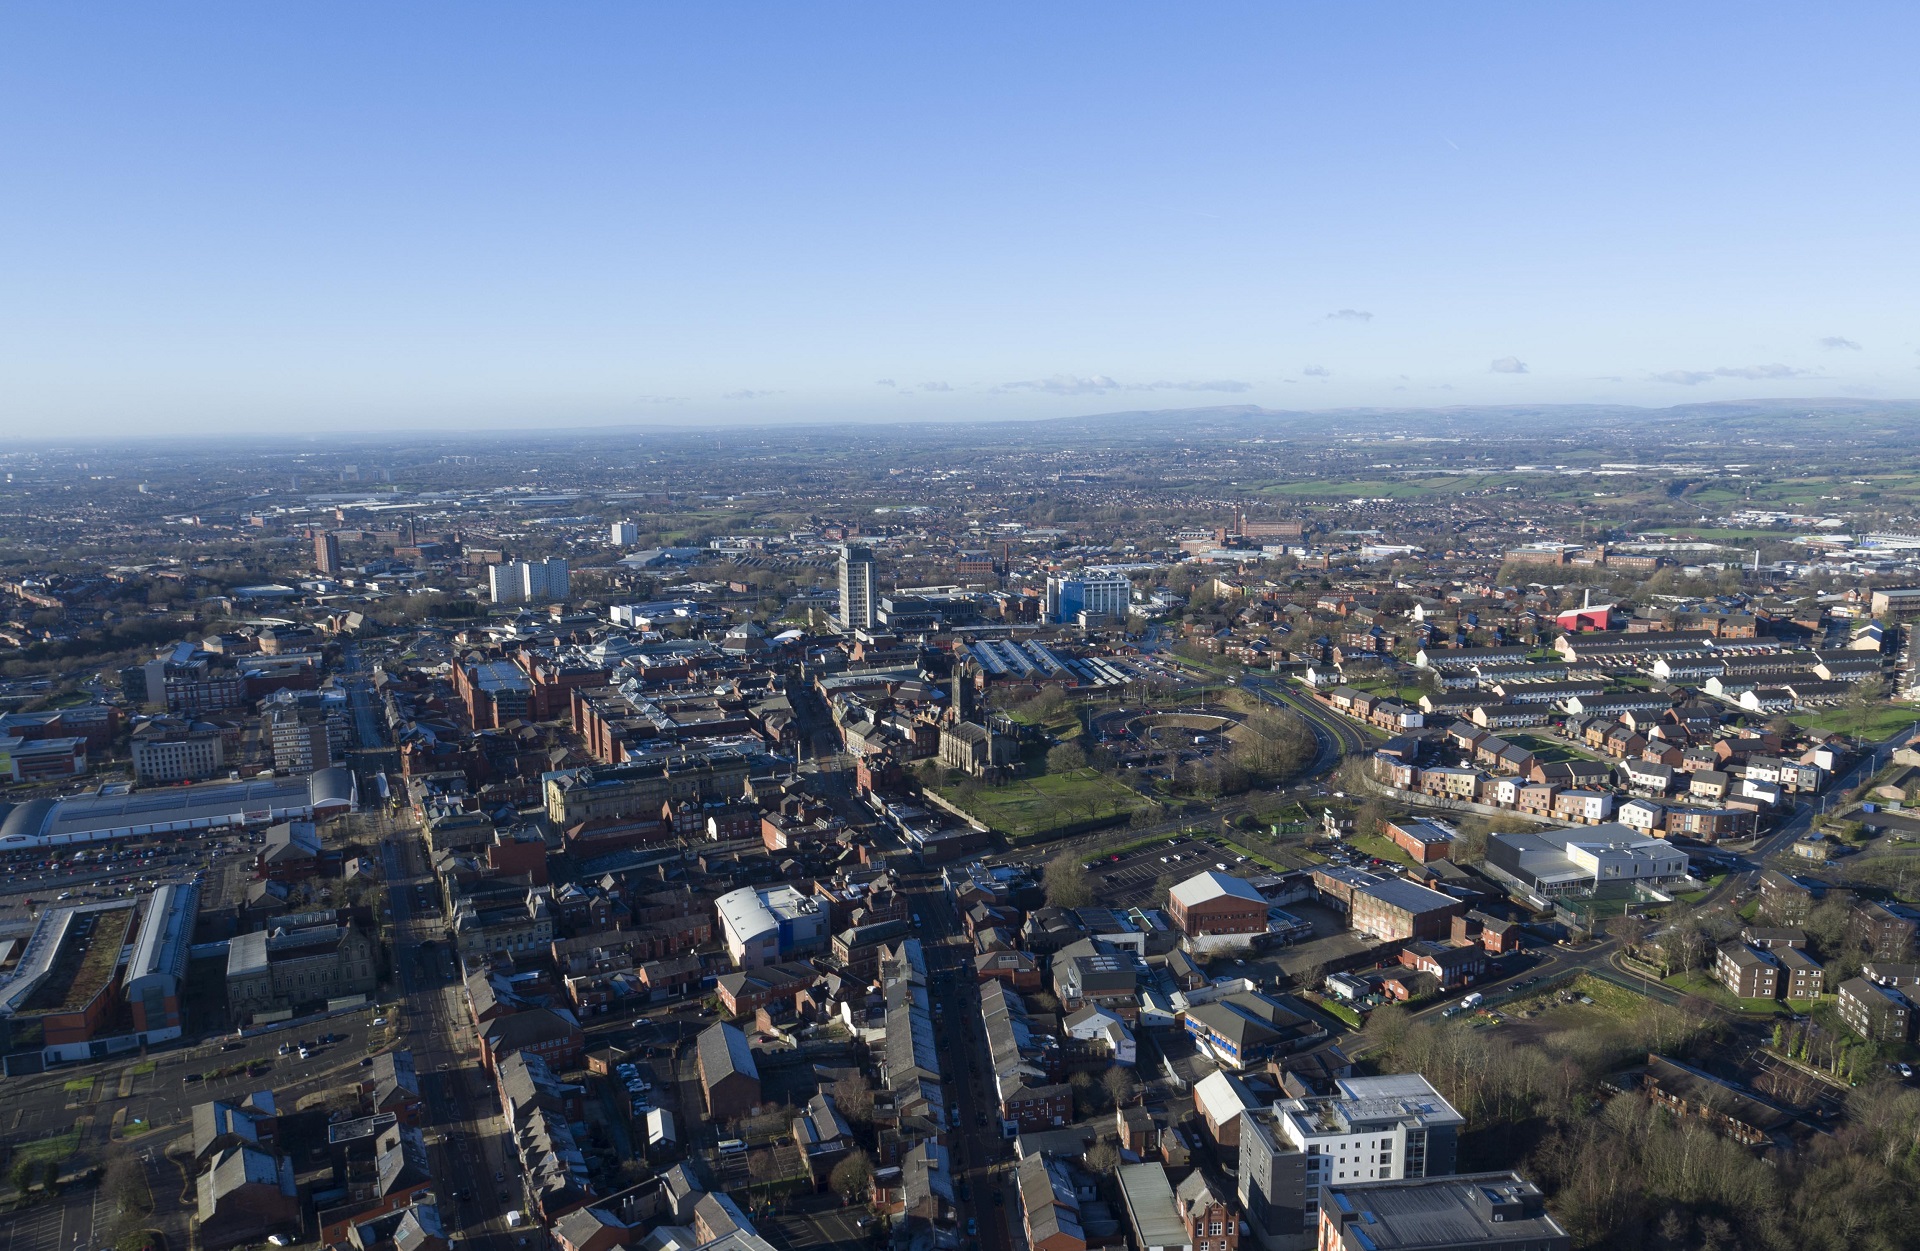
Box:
[1043,852,1094,909]
[832,1073,875,1125]
[830,1149,875,1201]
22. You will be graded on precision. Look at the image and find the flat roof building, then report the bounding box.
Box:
[1483,824,1688,899]
[1318,1173,1569,1251]
[715,884,828,969]
[1116,1162,1193,1251]
[1239,1075,1463,1251]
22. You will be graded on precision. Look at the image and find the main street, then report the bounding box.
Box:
[379,821,527,1251]
[902,872,1017,1251]
[346,641,528,1251]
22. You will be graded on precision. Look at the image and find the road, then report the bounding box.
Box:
[344,640,526,1251]
[379,821,526,1251]
[903,873,1017,1251]
[1691,719,1920,911]
[1346,721,1920,1050]
[0,1177,105,1251]
[1237,672,1372,764]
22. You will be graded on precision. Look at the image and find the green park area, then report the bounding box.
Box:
[12,1128,81,1167]
[1662,969,1809,1016]
[1505,733,1597,763]
[934,768,1154,842]
[1790,705,1920,740]
[1347,830,1420,870]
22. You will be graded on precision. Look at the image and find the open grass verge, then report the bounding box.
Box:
[1791,705,1920,741]
[1665,969,1785,1015]
[933,768,1153,840]
[1347,831,1420,870]
[13,1129,81,1166]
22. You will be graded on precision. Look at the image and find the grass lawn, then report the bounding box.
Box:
[1220,838,1289,872]
[1253,801,1313,826]
[1666,969,1785,1014]
[1348,831,1420,870]
[1791,705,1920,741]
[1006,701,1086,738]
[1505,733,1596,764]
[935,768,1151,839]
[1646,527,1793,542]
[1346,676,1430,704]
[1488,973,1652,1028]
[62,1077,94,1094]
[127,1060,156,1076]
[1672,873,1729,905]
[14,1129,81,1165]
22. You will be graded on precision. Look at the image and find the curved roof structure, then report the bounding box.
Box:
[0,798,56,844]
[309,767,357,811]
[0,771,351,849]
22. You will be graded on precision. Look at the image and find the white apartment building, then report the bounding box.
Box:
[1238,1075,1464,1251]
[1045,569,1132,624]
[489,558,571,604]
[838,545,876,630]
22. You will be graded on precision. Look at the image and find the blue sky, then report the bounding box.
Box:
[1,3,1916,434]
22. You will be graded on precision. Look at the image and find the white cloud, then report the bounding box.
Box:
[1714,363,1812,380]
[1818,336,1861,350]
[1324,309,1374,322]
[723,389,780,400]
[1145,379,1252,392]
[1489,356,1528,374]
[998,375,1250,395]
[875,378,897,387]
[1000,374,1124,395]
[1652,363,1816,384]
[918,381,953,392]
[1302,365,1330,377]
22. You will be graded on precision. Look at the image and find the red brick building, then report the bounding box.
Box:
[1385,818,1455,864]
[1166,872,1269,946]
[480,1007,585,1077]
